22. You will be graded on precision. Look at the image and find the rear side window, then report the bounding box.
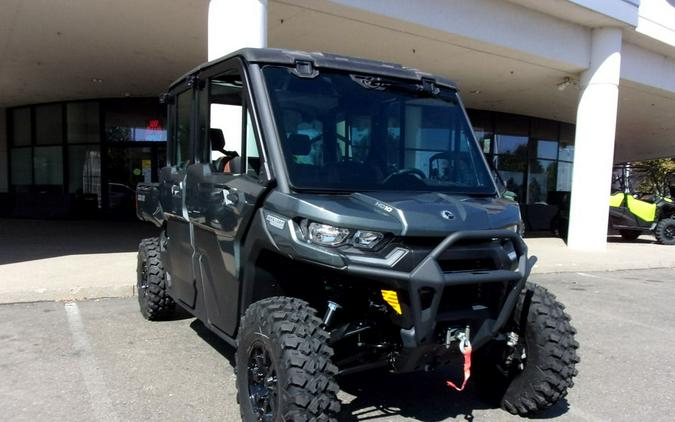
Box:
[174,90,192,168]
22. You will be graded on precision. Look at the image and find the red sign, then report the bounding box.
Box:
[147,119,161,130]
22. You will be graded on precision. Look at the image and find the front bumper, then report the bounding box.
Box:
[260,210,536,372]
[346,230,537,372]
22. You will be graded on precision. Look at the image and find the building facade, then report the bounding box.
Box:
[1,0,674,249]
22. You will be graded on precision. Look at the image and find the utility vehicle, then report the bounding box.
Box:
[136,48,579,420]
[609,166,675,244]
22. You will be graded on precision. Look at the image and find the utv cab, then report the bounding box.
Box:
[136,48,578,421]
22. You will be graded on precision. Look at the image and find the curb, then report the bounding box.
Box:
[0,285,136,305]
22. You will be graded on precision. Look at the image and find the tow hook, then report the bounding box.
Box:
[445,325,473,392]
[445,325,470,349]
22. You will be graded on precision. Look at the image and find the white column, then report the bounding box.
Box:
[567,28,622,250]
[208,0,268,61]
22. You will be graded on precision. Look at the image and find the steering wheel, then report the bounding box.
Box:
[383,168,427,184]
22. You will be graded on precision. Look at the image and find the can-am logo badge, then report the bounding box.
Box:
[441,210,455,220]
[375,201,394,213]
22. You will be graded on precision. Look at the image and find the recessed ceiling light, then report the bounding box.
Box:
[470,90,481,94]
[91,78,104,83]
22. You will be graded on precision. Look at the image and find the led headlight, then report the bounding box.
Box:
[307,222,351,246]
[352,230,384,249]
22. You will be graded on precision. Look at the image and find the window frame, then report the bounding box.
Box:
[197,57,268,181]
[167,81,195,169]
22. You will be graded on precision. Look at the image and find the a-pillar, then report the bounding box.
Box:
[208,0,268,61]
[567,28,622,250]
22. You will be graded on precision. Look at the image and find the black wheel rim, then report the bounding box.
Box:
[247,343,278,422]
[665,223,675,240]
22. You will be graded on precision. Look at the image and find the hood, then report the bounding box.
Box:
[265,190,521,237]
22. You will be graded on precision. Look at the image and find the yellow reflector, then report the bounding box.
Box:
[381,290,402,315]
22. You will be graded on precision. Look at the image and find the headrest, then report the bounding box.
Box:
[228,156,242,174]
[288,133,312,156]
[209,128,225,151]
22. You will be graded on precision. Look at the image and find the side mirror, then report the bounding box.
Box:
[502,190,517,202]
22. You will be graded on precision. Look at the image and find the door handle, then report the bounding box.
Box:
[213,185,239,206]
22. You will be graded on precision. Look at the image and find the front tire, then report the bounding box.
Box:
[475,283,579,416]
[137,237,175,320]
[654,218,675,245]
[236,297,341,422]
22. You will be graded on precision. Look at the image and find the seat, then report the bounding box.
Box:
[209,128,239,172]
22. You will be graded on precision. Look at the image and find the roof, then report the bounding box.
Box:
[169,47,457,90]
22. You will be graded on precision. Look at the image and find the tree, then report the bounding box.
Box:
[631,159,675,197]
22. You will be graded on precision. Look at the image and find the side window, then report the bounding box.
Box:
[207,67,262,178]
[174,90,192,169]
[245,110,261,177]
[208,70,244,174]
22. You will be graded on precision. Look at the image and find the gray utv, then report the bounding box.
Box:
[136,48,579,420]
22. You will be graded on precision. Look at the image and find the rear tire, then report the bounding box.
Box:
[474,283,579,416]
[137,237,175,320]
[654,218,675,245]
[236,297,341,422]
[619,230,641,241]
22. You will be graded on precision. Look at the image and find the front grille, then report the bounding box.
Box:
[438,282,510,316]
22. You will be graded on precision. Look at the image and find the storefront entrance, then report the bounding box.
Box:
[103,145,165,218]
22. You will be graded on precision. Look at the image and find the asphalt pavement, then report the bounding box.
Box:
[1,268,674,422]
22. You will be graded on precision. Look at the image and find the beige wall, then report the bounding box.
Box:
[0,108,7,192]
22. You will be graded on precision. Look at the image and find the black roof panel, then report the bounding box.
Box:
[169,47,457,90]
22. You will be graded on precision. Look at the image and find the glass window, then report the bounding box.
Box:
[559,123,575,161]
[68,146,101,197]
[174,91,192,167]
[527,159,557,203]
[10,148,32,185]
[33,146,63,185]
[11,107,32,146]
[494,135,528,157]
[245,111,261,177]
[104,100,166,143]
[208,70,245,172]
[559,141,574,162]
[495,155,526,201]
[531,118,558,140]
[468,109,494,154]
[263,66,495,194]
[67,102,100,143]
[495,113,528,136]
[35,104,63,145]
[557,161,573,192]
[536,140,558,160]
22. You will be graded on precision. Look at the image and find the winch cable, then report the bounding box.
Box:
[446,336,472,392]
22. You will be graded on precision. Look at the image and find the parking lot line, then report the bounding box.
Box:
[64,302,119,422]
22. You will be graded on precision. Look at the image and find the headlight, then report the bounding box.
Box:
[307,222,351,246]
[301,220,386,249]
[502,224,519,233]
[353,230,384,249]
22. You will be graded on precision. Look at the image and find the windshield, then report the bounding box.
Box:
[263,66,496,195]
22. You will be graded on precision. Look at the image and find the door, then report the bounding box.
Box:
[185,61,267,335]
[104,146,154,219]
[160,86,197,308]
